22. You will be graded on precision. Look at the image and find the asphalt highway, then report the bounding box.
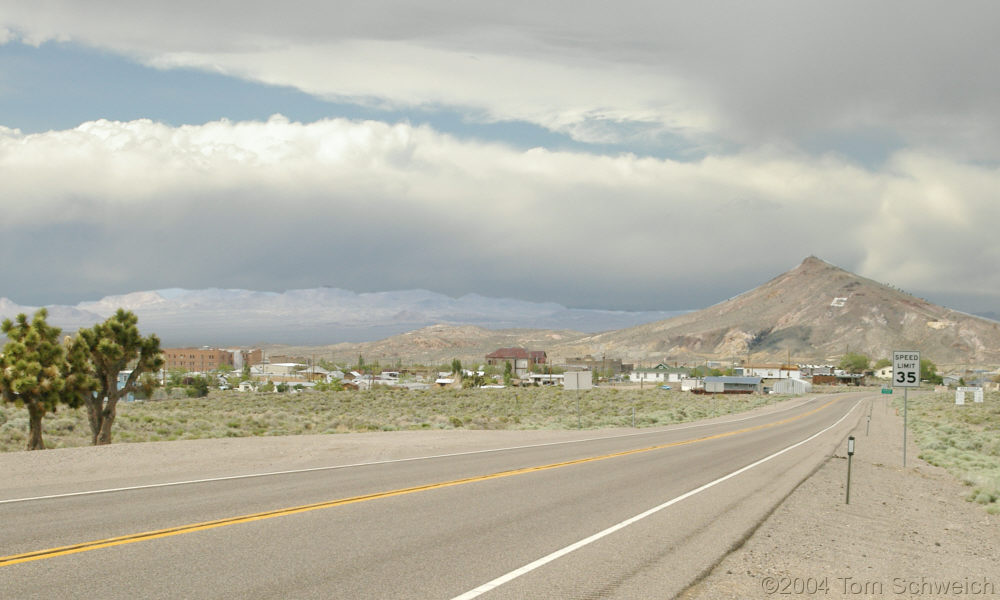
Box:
[1,392,867,599]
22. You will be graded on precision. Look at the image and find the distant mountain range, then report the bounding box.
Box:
[4,258,998,368]
[0,288,686,346]
[265,257,1000,369]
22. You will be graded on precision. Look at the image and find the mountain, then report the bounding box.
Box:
[5,258,997,368]
[263,324,588,367]
[0,288,686,346]
[554,257,1000,368]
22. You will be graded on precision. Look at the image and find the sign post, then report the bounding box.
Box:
[892,350,920,467]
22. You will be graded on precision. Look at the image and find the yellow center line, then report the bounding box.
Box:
[0,397,842,567]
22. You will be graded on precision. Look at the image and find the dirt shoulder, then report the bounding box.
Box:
[680,394,1000,600]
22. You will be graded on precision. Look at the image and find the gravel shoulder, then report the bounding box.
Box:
[680,394,1000,600]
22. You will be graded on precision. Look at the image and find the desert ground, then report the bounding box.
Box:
[681,393,999,599]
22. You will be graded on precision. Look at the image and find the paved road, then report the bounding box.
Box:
[1,393,866,599]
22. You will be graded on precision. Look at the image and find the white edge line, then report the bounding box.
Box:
[0,395,829,505]
[449,398,863,600]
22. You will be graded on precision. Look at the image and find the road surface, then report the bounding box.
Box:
[1,392,865,599]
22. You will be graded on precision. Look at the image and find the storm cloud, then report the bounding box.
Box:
[1,2,999,315]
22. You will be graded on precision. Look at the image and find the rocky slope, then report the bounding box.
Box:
[566,257,1000,367]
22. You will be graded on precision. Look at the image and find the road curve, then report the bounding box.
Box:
[1,392,867,599]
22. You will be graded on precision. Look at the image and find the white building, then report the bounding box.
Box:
[527,373,565,386]
[681,378,704,392]
[737,365,801,379]
[772,378,813,395]
[629,364,690,383]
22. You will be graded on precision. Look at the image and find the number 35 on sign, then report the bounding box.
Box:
[892,350,920,387]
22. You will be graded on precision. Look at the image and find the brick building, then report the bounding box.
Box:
[485,347,547,377]
[162,348,263,372]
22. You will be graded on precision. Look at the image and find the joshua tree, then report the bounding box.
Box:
[78,309,163,445]
[0,310,95,450]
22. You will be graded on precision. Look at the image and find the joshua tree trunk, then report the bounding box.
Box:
[86,396,101,445]
[26,402,46,450]
[96,405,116,445]
[86,396,118,445]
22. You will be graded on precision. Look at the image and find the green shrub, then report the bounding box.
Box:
[1,387,792,452]
[900,392,1000,513]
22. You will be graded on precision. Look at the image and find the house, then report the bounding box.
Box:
[701,376,763,394]
[117,370,136,402]
[874,366,893,380]
[812,373,866,386]
[485,348,547,377]
[266,363,307,376]
[942,374,962,387]
[297,365,333,382]
[800,365,835,377]
[434,377,457,388]
[736,364,801,379]
[526,373,564,386]
[561,355,629,374]
[629,364,690,384]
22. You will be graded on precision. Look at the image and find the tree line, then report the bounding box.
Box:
[0,308,162,450]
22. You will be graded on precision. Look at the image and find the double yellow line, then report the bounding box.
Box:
[1,397,839,567]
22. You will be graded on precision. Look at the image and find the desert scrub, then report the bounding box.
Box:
[0,387,789,452]
[898,391,1000,512]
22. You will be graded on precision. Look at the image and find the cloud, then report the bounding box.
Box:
[2,116,1000,312]
[145,40,715,147]
[5,2,1000,158]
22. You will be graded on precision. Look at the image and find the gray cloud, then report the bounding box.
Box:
[2,4,999,317]
[5,2,1000,158]
[1,117,999,314]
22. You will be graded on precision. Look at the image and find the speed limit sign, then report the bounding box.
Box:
[892,350,920,388]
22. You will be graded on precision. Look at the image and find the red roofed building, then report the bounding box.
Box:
[486,347,547,377]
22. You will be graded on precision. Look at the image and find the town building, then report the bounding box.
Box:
[161,347,263,372]
[772,378,813,395]
[702,376,763,394]
[561,355,630,374]
[629,363,690,384]
[735,364,801,379]
[485,348,547,377]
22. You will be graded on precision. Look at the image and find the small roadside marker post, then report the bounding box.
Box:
[867,398,873,436]
[846,436,855,504]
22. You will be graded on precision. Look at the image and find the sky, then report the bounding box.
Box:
[2,2,1000,315]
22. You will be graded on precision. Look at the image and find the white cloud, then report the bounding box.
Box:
[2,116,1000,311]
[860,152,1000,294]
